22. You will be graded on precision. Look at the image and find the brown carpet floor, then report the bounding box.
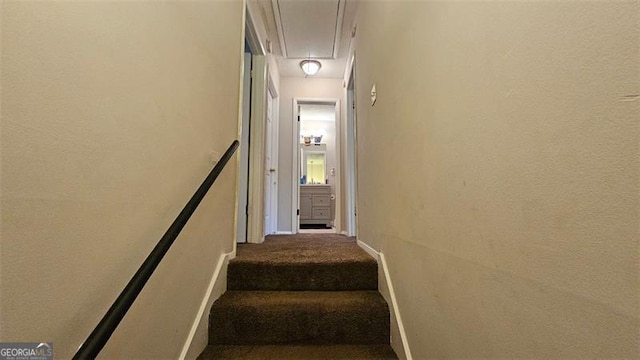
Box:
[234,234,369,263]
[228,234,378,291]
[198,345,398,360]
[198,234,398,360]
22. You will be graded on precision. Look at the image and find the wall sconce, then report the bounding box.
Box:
[300,60,321,76]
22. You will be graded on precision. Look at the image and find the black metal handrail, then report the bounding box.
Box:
[73,140,239,359]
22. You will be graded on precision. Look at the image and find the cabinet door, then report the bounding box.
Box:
[300,195,312,219]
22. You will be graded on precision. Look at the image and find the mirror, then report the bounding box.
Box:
[300,145,326,185]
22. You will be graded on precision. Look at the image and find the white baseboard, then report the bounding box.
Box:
[275,231,294,235]
[340,230,348,236]
[357,240,413,360]
[179,250,233,360]
[357,239,378,259]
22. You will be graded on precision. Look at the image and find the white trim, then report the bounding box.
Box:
[179,251,234,360]
[271,90,279,236]
[269,77,279,236]
[247,55,267,244]
[342,24,357,83]
[236,51,252,244]
[234,7,249,246]
[271,0,288,58]
[356,240,413,360]
[332,0,346,59]
[345,60,357,237]
[334,99,342,234]
[275,231,294,235]
[291,99,299,234]
[264,77,279,236]
[340,230,348,236]
[245,8,265,56]
[379,252,412,360]
[356,239,378,260]
[343,30,358,238]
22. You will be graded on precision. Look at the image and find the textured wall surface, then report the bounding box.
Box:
[355,1,639,358]
[1,2,243,358]
[277,77,345,232]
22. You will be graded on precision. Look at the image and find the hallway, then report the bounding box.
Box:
[2,1,638,358]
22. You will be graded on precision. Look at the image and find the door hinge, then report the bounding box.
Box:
[297,115,300,122]
[297,209,300,216]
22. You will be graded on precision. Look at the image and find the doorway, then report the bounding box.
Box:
[294,100,340,234]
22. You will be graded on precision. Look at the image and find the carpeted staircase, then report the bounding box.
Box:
[198,234,398,359]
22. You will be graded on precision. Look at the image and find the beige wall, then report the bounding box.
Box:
[277,77,345,232]
[355,1,639,358]
[1,2,243,359]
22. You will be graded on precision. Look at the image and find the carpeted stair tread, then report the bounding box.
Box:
[209,290,390,345]
[197,344,398,359]
[228,261,377,291]
[234,234,374,263]
[229,234,378,291]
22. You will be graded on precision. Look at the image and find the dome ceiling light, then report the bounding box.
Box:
[300,60,322,76]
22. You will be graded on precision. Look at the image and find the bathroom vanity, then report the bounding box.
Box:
[299,185,332,227]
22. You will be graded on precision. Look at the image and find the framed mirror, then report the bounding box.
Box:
[300,145,327,185]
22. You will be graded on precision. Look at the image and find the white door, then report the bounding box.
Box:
[264,91,275,235]
[295,105,301,233]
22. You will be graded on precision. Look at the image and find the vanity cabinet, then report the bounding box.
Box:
[300,185,332,227]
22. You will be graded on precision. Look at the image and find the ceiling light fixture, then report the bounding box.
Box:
[300,60,321,76]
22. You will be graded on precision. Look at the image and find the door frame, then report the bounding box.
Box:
[241,7,272,244]
[291,98,341,234]
[246,55,267,244]
[345,54,358,237]
[235,50,252,244]
[235,9,264,244]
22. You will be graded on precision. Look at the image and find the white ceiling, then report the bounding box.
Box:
[263,0,357,79]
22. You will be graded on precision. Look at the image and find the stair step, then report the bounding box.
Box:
[197,344,398,360]
[227,259,378,291]
[209,291,390,345]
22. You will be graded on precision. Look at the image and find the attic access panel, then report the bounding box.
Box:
[273,0,344,59]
